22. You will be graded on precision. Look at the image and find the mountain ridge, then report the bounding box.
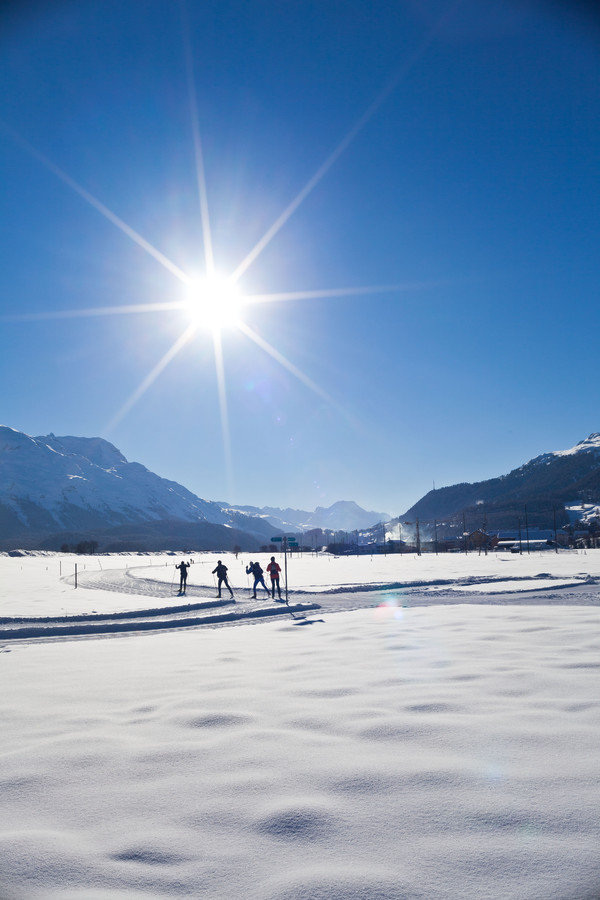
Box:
[231,499,390,532]
[401,433,600,533]
[0,426,387,549]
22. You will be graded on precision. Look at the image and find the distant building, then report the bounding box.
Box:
[466,530,498,551]
[494,528,556,551]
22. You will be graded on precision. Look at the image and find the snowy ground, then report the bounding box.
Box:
[2,550,600,898]
[2,547,599,621]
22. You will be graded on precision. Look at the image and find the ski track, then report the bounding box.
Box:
[0,566,321,642]
[1,564,598,644]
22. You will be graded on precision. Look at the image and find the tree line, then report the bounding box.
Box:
[60,540,98,555]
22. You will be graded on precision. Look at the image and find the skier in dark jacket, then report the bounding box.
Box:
[176,560,190,592]
[246,560,270,599]
[212,560,234,598]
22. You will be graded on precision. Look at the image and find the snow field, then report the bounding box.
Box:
[1,552,600,898]
[2,548,600,619]
[1,602,600,899]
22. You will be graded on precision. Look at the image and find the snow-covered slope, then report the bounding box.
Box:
[0,426,257,537]
[0,426,390,549]
[547,431,600,458]
[403,432,600,531]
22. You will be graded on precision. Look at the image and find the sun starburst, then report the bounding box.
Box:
[183,274,243,332]
[1,2,455,499]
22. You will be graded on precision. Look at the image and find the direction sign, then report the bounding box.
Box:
[271,535,298,546]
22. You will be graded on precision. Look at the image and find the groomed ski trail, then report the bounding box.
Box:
[0,564,320,642]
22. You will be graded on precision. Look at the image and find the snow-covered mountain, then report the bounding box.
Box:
[0,426,387,550]
[230,499,390,533]
[0,426,273,545]
[402,432,600,533]
[533,432,600,461]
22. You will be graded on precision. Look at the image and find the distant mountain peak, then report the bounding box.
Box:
[226,499,390,532]
[316,500,363,511]
[39,434,128,469]
[553,433,600,458]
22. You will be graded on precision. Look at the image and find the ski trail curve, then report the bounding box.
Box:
[0,565,321,642]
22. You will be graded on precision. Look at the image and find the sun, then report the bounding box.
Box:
[183,273,243,331]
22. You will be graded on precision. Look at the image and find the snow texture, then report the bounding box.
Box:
[1,550,600,899]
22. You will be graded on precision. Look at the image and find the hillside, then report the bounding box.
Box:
[0,426,275,550]
[402,434,600,533]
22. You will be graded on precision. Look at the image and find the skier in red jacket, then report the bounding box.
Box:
[266,556,282,600]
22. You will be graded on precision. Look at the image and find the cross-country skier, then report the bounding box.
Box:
[212,560,234,599]
[246,560,270,599]
[176,559,190,593]
[267,556,282,600]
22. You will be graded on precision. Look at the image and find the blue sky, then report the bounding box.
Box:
[1,0,599,516]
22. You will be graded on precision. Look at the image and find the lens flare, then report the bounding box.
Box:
[375,596,406,620]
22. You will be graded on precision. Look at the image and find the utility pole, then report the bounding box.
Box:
[416,518,421,556]
[525,504,530,554]
[463,511,468,554]
[518,518,523,554]
[553,507,558,553]
[434,519,438,555]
